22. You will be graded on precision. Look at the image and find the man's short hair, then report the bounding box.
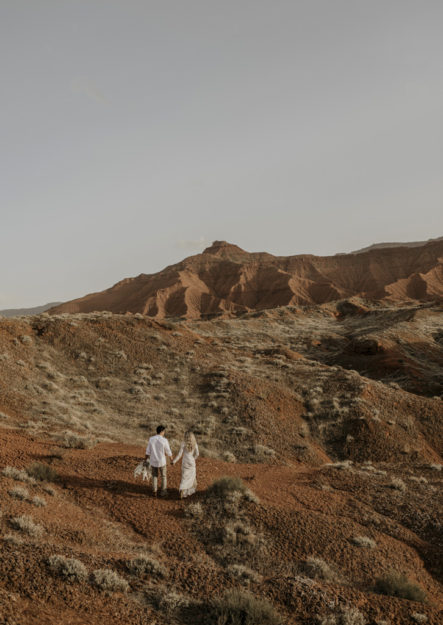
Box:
[156,425,166,434]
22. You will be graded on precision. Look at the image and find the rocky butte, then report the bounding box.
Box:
[49,238,443,318]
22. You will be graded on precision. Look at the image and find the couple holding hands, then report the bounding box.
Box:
[144,425,199,498]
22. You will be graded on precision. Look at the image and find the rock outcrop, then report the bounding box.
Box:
[50,239,443,318]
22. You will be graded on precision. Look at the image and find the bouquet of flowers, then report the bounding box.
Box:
[134,460,151,482]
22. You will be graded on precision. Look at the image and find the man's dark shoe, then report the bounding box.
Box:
[159,489,168,498]
[152,490,158,497]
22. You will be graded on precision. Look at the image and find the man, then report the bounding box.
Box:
[145,425,173,497]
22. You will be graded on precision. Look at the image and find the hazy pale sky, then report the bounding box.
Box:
[1,0,442,308]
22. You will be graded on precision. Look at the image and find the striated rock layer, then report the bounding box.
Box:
[51,239,443,318]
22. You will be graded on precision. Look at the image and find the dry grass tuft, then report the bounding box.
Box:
[302,557,342,583]
[126,555,167,578]
[9,515,43,537]
[90,568,129,593]
[351,536,376,548]
[60,431,95,449]
[227,564,262,584]
[48,555,88,582]
[411,614,428,623]
[26,463,58,482]
[2,466,36,484]
[389,477,407,492]
[374,572,426,603]
[8,486,30,501]
[206,476,259,503]
[211,590,282,625]
[317,607,366,625]
[3,533,24,545]
[31,496,47,507]
[184,502,203,519]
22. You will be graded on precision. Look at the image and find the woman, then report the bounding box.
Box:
[173,431,199,498]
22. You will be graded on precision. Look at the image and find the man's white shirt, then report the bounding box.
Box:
[146,434,172,467]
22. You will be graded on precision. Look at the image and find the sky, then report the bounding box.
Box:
[1,0,442,308]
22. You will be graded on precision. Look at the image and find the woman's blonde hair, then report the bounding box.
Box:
[184,430,197,452]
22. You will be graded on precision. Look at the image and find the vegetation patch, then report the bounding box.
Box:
[91,568,129,593]
[126,555,167,578]
[26,463,58,482]
[374,572,426,603]
[207,476,258,502]
[2,466,35,484]
[316,607,366,625]
[9,515,43,537]
[210,590,282,625]
[351,536,376,548]
[8,486,30,501]
[48,555,88,582]
[302,557,342,583]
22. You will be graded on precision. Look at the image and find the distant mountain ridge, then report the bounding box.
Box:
[0,302,62,318]
[352,235,443,254]
[49,237,443,319]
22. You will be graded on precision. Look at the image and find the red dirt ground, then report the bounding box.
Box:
[1,428,441,625]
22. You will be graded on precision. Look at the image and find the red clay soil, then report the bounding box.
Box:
[1,428,442,625]
[49,239,443,319]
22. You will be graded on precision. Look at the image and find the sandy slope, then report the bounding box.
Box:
[0,305,441,624]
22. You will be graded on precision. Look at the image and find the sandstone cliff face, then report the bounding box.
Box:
[50,239,443,318]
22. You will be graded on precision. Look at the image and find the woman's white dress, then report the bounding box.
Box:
[173,442,199,497]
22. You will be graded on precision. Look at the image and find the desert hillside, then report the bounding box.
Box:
[49,239,443,319]
[0,302,442,624]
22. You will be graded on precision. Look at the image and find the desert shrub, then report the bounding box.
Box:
[48,555,88,582]
[26,463,58,482]
[227,564,262,584]
[8,486,29,500]
[325,461,353,471]
[223,521,257,547]
[411,614,428,623]
[374,572,426,602]
[32,496,47,507]
[126,555,167,578]
[2,466,35,484]
[211,590,282,625]
[3,533,23,545]
[317,607,366,625]
[42,484,56,496]
[158,590,190,615]
[351,536,376,548]
[185,502,203,519]
[302,557,341,583]
[254,444,276,459]
[61,432,94,449]
[90,568,129,593]
[206,477,249,499]
[9,515,43,537]
[390,477,407,492]
[223,451,236,463]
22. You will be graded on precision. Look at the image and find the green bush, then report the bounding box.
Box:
[374,572,426,603]
[211,590,282,625]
